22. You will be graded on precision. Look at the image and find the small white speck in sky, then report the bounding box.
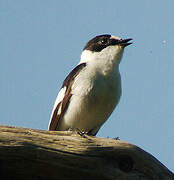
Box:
[162,40,166,44]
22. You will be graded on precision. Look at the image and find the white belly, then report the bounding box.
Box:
[58,70,121,135]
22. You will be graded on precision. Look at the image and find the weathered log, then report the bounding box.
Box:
[0,125,173,180]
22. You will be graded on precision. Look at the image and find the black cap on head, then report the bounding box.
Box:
[83,34,132,52]
[83,34,112,52]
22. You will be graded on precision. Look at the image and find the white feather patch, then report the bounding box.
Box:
[53,86,66,110]
[48,86,66,128]
[57,103,63,115]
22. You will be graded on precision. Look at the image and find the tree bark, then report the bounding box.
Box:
[0,125,173,180]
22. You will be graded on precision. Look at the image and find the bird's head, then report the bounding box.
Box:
[80,34,132,66]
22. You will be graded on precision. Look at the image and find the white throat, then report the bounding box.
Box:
[79,46,124,74]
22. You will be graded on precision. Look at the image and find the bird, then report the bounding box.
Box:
[48,34,132,136]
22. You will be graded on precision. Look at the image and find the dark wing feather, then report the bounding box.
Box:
[49,63,86,130]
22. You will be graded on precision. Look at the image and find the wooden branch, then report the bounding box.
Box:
[0,125,173,180]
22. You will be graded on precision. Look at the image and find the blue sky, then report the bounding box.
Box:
[0,0,173,172]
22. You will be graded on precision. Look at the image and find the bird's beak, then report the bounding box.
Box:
[119,38,133,47]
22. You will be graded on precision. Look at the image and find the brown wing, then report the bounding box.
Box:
[48,63,86,131]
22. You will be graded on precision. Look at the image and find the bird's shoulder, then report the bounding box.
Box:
[62,63,87,88]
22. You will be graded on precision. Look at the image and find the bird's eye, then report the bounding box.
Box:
[100,38,108,45]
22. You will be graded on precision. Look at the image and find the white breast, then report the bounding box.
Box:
[57,62,121,134]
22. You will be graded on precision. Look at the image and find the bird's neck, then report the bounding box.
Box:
[80,50,123,75]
